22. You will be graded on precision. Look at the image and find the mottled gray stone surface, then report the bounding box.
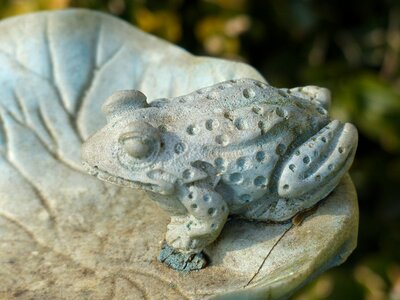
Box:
[0,9,358,299]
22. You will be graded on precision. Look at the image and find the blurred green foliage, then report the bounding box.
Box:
[1,0,400,299]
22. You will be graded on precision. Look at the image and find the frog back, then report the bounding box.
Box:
[157,80,330,211]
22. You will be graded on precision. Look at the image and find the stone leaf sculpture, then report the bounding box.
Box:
[82,78,358,270]
[0,9,359,299]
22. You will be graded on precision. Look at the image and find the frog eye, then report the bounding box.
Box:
[121,136,152,159]
[117,121,161,168]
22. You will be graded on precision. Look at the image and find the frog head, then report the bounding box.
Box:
[81,90,177,195]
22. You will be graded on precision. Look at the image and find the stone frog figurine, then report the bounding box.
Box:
[81,78,357,270]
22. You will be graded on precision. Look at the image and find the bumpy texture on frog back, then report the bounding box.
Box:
[81,78,358,255]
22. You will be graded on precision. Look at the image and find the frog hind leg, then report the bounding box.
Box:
[275,120,357,220]
[289,86,331,110]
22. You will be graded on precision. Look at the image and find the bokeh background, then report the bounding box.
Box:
[1,0,399,299]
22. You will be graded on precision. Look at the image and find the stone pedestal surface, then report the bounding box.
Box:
[0,9,358,299]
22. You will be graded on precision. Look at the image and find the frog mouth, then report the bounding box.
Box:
[82,162,172,194]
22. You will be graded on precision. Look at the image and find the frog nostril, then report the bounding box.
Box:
[338,147,344,154]
[321,137,327,143]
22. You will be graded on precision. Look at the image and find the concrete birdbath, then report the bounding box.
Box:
[0,9,358,299]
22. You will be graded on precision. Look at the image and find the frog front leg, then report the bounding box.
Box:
[165,184,229,255]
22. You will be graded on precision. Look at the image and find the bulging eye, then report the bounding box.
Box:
[121,136,152,159]
[117,121,161,168]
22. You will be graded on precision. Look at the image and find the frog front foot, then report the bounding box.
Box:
[158,241,208,272]
[161,185,228,271]
[164,213,226,254]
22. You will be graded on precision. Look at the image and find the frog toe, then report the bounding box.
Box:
[278,120,357,200]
